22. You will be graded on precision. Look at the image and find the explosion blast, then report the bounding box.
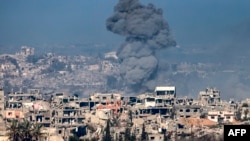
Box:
[106,0,176,93]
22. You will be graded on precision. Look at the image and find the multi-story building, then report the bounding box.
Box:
[0,86,240,141]
[198,87,221,106]
[207,111,235,123]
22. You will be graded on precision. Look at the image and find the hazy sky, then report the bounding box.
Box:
[0,0,250,54]
[1,0,250,99]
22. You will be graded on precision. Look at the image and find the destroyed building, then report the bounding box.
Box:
[198,87,221,106]
[0,85,242,141]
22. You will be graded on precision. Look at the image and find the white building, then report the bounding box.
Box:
[154,86,176,98]
[207,111,235,123]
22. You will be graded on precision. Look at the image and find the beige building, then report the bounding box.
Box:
[5,110,25,119]
[207,111,235,123]
[176,105,201,119]
[198,88,221,106]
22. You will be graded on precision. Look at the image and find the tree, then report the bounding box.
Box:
[242,103,248,107]
[130,128,136,141]
[170,107,176,120]
[163,129,169,141]
[141,123,147,141]
[124,127,131,141]
[31,123,44,141]
[7,119,44,141]
[103,119,112,141]
[128,110,133,126]
[6,119,20,141]
[69,136,78,141]
[235,108,242,121]
[19,119,32,141]
[69,136,84,141]
[244,108,249,120]
[118,134,123,141]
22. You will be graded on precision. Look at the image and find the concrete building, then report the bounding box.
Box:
[5,110,25,119]
[176,105,201,119]
[155,86,176,98]
[0,85,242,140]
[198,88,220,106]
[207,111,235,123]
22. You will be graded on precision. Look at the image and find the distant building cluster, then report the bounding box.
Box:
[18,46,35,56]
[0,46,222,98]
[0,47,120,94]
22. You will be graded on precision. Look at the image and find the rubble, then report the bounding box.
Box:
[0,85,247,141]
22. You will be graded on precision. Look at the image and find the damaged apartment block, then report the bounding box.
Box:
[0,85,243,141]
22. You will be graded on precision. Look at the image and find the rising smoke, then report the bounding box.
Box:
[106,0,176,93]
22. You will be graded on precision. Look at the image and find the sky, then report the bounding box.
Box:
[1,0,250,99]
[1,0,250,55]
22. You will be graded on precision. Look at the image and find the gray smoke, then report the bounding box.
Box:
[106,0,176,93]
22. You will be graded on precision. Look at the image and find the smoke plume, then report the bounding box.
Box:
[106,0,176,93]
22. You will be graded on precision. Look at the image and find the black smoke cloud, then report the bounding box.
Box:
[106,0,176,93]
